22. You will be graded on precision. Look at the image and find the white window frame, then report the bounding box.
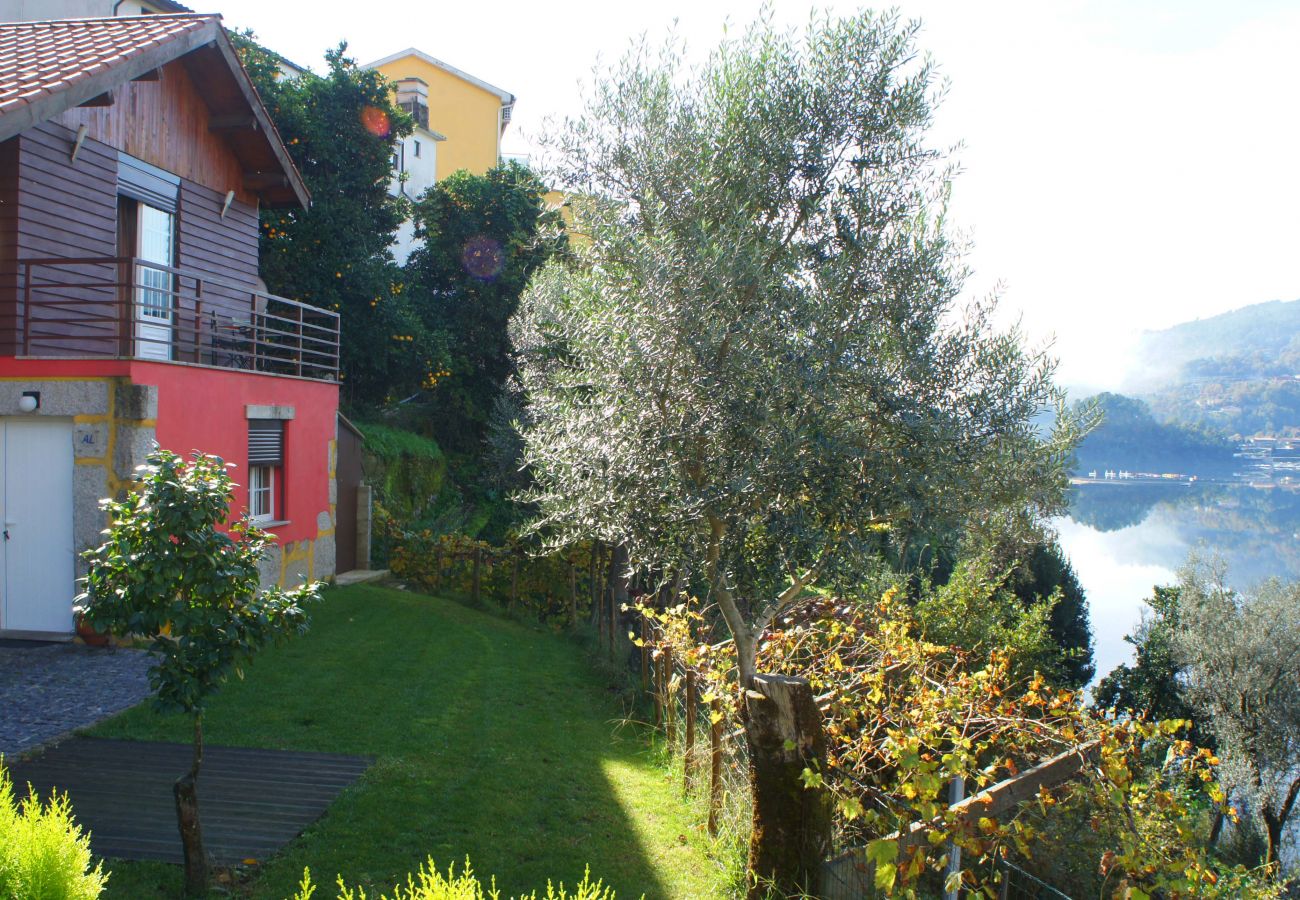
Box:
[249,463,276,523]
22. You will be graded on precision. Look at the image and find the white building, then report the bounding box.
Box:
[0,0,190,18]
[388,77,445,265]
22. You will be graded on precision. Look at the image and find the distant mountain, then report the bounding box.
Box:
[1127,299,1300,389]
[1123,299,1300,437]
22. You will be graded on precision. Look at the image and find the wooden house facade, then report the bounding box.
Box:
[0,14,349,638]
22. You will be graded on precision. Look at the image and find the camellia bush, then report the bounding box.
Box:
[78,449,319,897]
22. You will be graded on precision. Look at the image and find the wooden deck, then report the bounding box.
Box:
[7,737,372,864]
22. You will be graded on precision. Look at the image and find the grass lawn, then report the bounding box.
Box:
[90,583,732,899]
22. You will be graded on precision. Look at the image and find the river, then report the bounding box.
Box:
[1056,483,1300,684]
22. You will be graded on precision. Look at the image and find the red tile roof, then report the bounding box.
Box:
[0,14,214,118]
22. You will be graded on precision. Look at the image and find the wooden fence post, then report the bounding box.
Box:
[590,541,602,628]
[654,640,665,730]
[471,546,482,607]
[640,619,650,693]
[568,561,578,627]
[744,674,831,900]
[684,668,698,793]
[664,647,677,748]
[709,696,723,837]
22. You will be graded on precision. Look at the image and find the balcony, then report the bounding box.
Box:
[13,257,339,382]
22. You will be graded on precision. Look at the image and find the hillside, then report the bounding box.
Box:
[1128,299,1300,386]
[1123,299,1300,436]
[1071,392,1235,476]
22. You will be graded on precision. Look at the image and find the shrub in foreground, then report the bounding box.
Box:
[0,762,107,900]
[292,859,623,900]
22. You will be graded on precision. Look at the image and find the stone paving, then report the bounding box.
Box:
[0,642,153,758]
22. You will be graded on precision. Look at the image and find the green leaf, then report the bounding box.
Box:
[866,839,898,868]
[874,862,897,894]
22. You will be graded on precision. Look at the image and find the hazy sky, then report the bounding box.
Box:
[207,0,1300,391]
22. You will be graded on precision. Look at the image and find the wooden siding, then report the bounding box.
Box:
[54,59,259,207]
[177,179,261,336]
[336,417,364,573]
[0,137,17,344]
[0,84,269,360]
[8,122,119,357]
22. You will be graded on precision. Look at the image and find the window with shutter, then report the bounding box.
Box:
[247,419,284,523]
[248,419,284,466]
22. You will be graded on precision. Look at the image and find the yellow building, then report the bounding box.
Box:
[364,48,515,182]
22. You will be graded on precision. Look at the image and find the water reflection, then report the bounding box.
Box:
[1058,484,1300,683]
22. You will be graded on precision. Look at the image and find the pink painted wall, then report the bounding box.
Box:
[0,357,338,544]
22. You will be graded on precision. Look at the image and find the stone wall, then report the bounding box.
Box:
[0,377,158,579]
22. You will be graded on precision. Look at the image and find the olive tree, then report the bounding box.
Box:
[514,10,1080,682]
[1173,558,1300,873]
[512,10,1084,892]
[77,450,319,896]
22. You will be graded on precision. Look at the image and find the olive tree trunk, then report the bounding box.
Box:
[744,674,831,900]
[175,712,209,897]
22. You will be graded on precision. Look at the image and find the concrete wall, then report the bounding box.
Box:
[0,376,154,582]
[388,125,441,264]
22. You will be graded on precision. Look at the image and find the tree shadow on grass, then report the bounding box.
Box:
[91,584,722,899]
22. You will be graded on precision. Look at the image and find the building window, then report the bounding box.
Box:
[248,418,285,524]
[413,139,421,158]
[249,464,275,522]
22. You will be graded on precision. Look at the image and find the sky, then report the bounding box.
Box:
[206,0,1300,392]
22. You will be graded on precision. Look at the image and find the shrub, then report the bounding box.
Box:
[0,762,107,900]
[291,858,623,900]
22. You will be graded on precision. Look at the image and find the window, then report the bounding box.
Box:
[249,464,274,522]
[248,418,285,523]
[413,139,421,158]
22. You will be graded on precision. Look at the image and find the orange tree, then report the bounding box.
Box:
[77,450,319,896]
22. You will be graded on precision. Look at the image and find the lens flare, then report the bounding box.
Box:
[461,236,505,280]
[359,106,391,138]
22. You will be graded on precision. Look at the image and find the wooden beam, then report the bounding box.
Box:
[131,68,161,82]
[209,114,259,133]
[244,173,289,190]
[77,90,114,108]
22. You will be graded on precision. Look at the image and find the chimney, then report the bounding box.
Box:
[395,77,429,129]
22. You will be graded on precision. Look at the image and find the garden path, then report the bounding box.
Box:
[0,642,151,756]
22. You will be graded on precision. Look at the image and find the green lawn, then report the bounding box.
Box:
[90,583,730,899]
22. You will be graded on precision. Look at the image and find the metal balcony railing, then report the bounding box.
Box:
[14,257,339,382]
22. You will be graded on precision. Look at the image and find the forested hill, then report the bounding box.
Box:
[1071,393,1235,475]
[1125,299,1300,436]
[1130,298,1300,386]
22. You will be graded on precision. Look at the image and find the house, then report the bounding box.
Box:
[0,14,350,639]
[383,75,445,264]
[363,48,514,262]
[365,48,514,183]
[0,0,194,19]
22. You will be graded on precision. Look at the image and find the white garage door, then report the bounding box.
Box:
[0,417,75,636]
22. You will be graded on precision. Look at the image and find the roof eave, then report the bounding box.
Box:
[0,19,218,144]
[210,28,311,210]
[361,47,514,104]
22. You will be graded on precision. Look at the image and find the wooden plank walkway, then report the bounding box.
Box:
[7,737,372,864]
